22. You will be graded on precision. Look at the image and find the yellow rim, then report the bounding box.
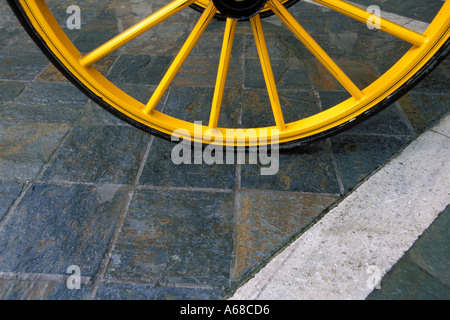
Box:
[17,0,450,146]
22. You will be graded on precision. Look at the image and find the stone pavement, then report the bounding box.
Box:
[0,0,448,300]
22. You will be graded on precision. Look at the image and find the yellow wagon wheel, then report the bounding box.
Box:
[8,0,450,147]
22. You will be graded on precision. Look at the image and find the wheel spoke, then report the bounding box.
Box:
[144,2,216,115]
[267,0,364,100]
[80,0,196,67]
[312,0,427,47]
[209,18,237,129]
[250,14,286,132]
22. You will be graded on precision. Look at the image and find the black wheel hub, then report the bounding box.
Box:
[212,0,268,20]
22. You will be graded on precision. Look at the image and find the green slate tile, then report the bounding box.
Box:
[0,122,71,181]
[244,58,311,90]
[139,137,236,190]
[72,30,119,54]
[0,183,130,276]
[398,92,449,135]
[108,54,173,85]
[0,278,90,300]
[163,86,241,128]
[234,191,339,280]
[0,51,49,81]
[240,89,321,128]
[407,205,450,287]
[95,282,224,300]
[412,58,450,94]
[94,282,158,300]
[41,125,150,184]
[0,81,26,106]
[367,256,450,300]
[0,181,23,220]
[354,0,443,23]
[172,54,243,88]
[331,134,409,192]
[106,189,234,287]
[240,141,341,194]
[319,91,413,136]
[1,82,89,123]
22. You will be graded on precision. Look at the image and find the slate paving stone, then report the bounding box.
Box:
[240,89,321,128]
[398,92,449,135]
[0,182,130,276]
[368,205,450,300]
[407,205,450,287]
[121,26,191,56]
[139,138,236,190]
[1,82,89,123]
[95,282,224,300]
[0,5,21,29]
[305,59,345,91]
[37,54,117,82]
[108,54,173,86]
[411,58,450,94]
[163,86,240,128]
[190,32,244,60]
[77,101,131,126]
[331,134,410,192]
[172,54,243,88]
[0,181,23,220]
[312,28,411,75]
[240,141,341,194]
[244,31,312,62]
[244,58,311,90]
[319,91,413,136]
[0,51,49,81]
[154,286,225,300]
[0,27,32,54]
[105,189,235,288]
[95,282,159,300]
[367,256,450,300]
[354,0,443,23]
[72,30,121,54]
[0,278,90,300]
[0,81,26,106]
[41,125,150,184]
[0,122,71,181]
[287,1,363,37]
[234,191,339,280]
[77,84,160,126]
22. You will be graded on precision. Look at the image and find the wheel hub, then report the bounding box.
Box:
[212,0,268,20]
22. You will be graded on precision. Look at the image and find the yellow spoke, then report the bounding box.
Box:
[267,0,364,100]
[250,14,286,132]
[144,2,216,115]
[209,18,237,129]
[80,0,196,67]
[312,0,427,47]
